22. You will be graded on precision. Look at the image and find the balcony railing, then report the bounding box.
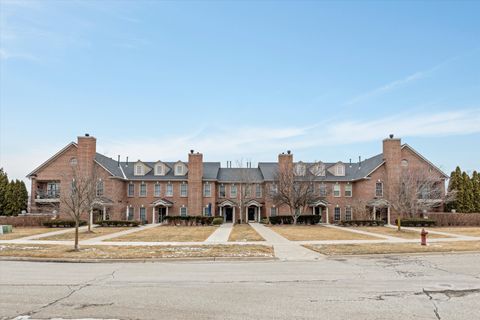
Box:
[36,190,60,199]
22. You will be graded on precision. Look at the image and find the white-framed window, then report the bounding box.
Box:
[270,183,278,194]
[181,183,188,197]
[230,184,237,198]
[70,157,77,166]
[333,184,341,197]
[203,183,211,197]
[139,182,147,197]
[376,182,383,197]
[270,207,277,217]
[203,206,210,216]
[255,184,262,198]
[96,180,104,197]
[175,164,184,176]
[319,183,327,197]
[294,163,306,176]
[155,164,164,175]
[345,184,352,197]
[401,159,409,167]
[345,207,352,221]
[135,164,144,176]
[334,207,341,221]
[154,183,161,197]
[336,165,345,176]
[219,184,226,198]
[245,185,252,198]
[180,207,188,217]
[127,207,134,220]
[140,207,146,222]
[311,163,326,176]
[166,183,173,197]
[127,183,134,197]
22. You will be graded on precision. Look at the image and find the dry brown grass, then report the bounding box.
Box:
[425,227,480,237]
[305,241,480,256]
[0,227,57,240]
[111,226,217,242]
[270,225,381,241]
[0,244,274,259]
[39,227,130,241]
[353,227,451,239]
[228,224,264,242]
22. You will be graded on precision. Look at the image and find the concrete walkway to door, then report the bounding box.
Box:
[249,223,322,261]
[205,223,233,243]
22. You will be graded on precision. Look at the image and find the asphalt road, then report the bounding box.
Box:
[1,254,480,320]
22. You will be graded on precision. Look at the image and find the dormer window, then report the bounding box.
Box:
[336,165,345,176]
[174,162,187,176]
[294,162,306,176]
[155,164,164,175]
[135,164,144,176]
[310,163,325,176]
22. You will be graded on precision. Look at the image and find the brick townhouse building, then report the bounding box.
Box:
[27,134,448,224]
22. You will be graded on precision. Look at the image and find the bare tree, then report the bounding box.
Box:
[390,167,452,218]
[271,162,321,224]
[350,199,371,220]
[60,167,97,251]
[235,159,258,224]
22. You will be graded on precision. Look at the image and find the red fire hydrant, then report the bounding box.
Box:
[421,228,428,246]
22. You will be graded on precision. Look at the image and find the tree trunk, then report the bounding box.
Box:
[88,209,92,232]
[74,218,80,251]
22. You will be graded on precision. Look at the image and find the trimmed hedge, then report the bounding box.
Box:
[395,218,436,227]
[164,216,217,226]
[99,220,141,227]
[269,215,321,225]
[43,220,87,228]
[340,220,385,227]
[212,217,224,225]
[427,212,480,226]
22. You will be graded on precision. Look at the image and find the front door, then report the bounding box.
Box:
[158,207,167,223]
[225,207,233,222]
[92,209,103,223]
[248,207,255,221]
[314,207,323,222]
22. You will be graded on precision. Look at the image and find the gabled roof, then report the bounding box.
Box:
[401,144,449,178]
[27,142,77,178]
[258,153,385,182]
[217,168,264,183]
[93,155,221,181]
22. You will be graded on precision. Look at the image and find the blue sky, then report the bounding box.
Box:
[1,0,479,185]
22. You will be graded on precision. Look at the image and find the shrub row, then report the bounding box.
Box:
[43,220,87,228]
[395,218,436,227]
[269,215,321,225]
[98,220,141,227]
[340,220,385,227]
[426,212,480,226]
[164,216,219,226]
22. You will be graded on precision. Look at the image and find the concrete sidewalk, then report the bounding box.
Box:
[205,223,233,243]
[81,223,160,243]
[18,225,91,241]
[249,223,322,261]
[324,224,404,241]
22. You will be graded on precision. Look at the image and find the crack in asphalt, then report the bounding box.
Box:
[12,268,120,319]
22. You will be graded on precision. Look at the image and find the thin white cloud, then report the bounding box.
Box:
[2,109,479,188]
[344,52,474,106]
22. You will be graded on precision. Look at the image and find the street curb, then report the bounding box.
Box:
[322,250,480,258]
[0,256,277,263]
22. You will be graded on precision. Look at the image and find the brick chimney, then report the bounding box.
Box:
[77,134,96,176]
[278,150,293,172]
[188,150,203,215]
[382,134,401,200]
